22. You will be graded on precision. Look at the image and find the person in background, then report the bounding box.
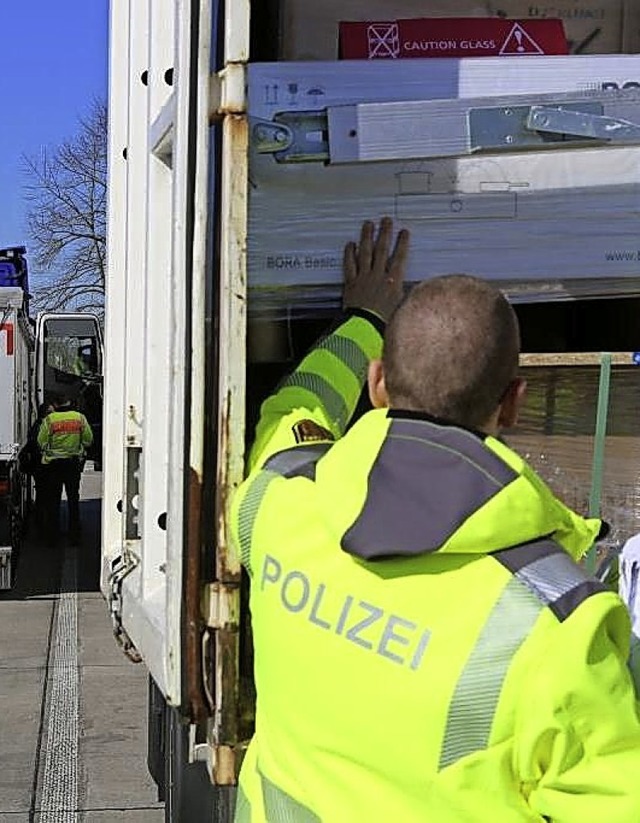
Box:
[231,218,640,823]
[38,394,93,544]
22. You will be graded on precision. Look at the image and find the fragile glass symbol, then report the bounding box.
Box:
[367,23,401,58]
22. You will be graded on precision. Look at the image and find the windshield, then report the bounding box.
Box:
[44,318,101,379]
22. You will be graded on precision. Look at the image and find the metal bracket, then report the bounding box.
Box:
[252,89,640,164]
[527,104,640,142]
[108,552,142,663]
[252,119,293,153]
[252,112,329,163]
[469,102,640,152]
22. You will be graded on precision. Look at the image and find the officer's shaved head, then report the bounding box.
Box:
[382,275,520,429]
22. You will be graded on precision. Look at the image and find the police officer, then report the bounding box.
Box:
[38,393,93,543]
[231,218,640,822]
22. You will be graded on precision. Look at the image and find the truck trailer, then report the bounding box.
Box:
[102,1,640,820]
[0,245,104,588]
[0,248,33,588]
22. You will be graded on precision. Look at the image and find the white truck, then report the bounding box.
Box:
[102,1,640,820]
[0,245,104,589]
[0,248,33,588]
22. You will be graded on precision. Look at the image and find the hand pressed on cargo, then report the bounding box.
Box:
[342,216,409,323]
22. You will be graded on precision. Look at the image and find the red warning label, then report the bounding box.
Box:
[0,323,14,356]
[340,18,568,59]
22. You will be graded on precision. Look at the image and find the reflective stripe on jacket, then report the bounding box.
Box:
[38,409,93,464]
[230,310,640,823]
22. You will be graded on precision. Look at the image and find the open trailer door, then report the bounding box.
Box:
[103,1,250,818]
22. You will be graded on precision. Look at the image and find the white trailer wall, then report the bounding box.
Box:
[0,291,31,460]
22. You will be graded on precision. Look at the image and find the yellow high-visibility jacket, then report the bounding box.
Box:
[230,309,640,823]
[38,409,93,464]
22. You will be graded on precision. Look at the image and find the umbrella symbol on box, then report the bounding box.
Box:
[367,22,400,59]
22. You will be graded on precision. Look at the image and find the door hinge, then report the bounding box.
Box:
[209,64,247,120]
[201,581,239,630]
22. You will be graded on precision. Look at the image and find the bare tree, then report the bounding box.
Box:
[23,100,107,315]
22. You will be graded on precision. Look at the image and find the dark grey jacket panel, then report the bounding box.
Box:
[342,417,518,560]
[263,443,333,481]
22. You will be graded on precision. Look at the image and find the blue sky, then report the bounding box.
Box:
[0,1,109,251]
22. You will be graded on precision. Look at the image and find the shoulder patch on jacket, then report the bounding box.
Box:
[292,419,334,444]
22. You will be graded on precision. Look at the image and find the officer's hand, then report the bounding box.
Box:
[343,217,410,323]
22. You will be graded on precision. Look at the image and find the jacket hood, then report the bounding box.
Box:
[320,410,600,563]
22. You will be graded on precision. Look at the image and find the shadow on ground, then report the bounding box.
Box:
[0,497,102,601]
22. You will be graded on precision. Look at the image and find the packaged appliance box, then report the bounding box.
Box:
[247,55,640,315]
[339,18,568,59]
[278,1,639,60]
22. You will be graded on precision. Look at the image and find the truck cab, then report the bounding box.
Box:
[34,312,104,468]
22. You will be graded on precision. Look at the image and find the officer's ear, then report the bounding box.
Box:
[368,360,390,409]
[497,377,527,430]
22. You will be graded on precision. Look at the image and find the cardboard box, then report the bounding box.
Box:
[278,0,490,60]
[279,0,638,60]
[247,56,640,315]
[486,1,629,54]
[339,18,569,59]
[622,0,640,52]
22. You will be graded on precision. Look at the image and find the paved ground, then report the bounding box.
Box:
[0,468,164,822]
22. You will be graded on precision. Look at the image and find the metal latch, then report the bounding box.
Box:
[108,552,142,663]
[469,102,640,152]
[527,105,640,142]
[252,112,329,163]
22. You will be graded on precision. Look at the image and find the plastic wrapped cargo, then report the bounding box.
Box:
[247,55,640,318]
